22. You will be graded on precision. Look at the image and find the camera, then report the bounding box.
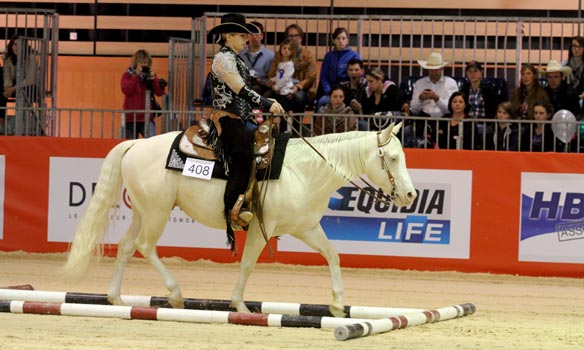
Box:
[139,66,151,81]
[158,78,168,89]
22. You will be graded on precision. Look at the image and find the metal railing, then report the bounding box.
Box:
[1,105,582,154]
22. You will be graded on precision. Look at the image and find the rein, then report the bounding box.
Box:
[286,114,397,206]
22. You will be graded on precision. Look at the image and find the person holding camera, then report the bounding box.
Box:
[121,49,165,139]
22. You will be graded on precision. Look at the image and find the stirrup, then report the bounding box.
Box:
[238,209,253,224]
[230,194,253,229]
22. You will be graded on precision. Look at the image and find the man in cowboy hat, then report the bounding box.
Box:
[409,52,458,118]
[207,13,285,249]
[541,60,581,117]
[404,52,458,147]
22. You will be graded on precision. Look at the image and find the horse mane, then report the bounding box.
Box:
[287,130,370,146]
[285,131,373,180]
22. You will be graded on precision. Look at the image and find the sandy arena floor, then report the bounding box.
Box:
[0,251,583,350]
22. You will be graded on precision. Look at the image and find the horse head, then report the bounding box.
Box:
[364,122,416,207]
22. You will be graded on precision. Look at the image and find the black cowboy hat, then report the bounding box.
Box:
[208,13,260,36]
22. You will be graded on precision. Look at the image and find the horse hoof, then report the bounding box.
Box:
[168,297,184,309]
[231,301,251,314]
[329,305,346,318]
[108,295,124,306]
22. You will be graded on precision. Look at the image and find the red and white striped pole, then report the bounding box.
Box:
[0,299,372,329]
[334,303,476,341]
[0,288,423,319]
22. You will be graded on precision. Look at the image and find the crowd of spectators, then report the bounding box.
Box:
[112,21,584,151]
[117,22,584,152]
[231,22,584,152]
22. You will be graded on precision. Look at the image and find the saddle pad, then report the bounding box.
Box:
[166,130,290,181]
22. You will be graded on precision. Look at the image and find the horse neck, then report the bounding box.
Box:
[295,132,367,189]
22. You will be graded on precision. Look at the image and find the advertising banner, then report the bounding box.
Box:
[279,169,472,259]
[47,157,228,249]
[519,172,584,264]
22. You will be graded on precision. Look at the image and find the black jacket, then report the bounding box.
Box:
[545,81,581,118]
[493,123,520,151]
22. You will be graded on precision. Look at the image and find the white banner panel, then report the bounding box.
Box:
[519,172,584,264]
[0,155,5,239]
[47,157,228,249]
[279,169,472,259]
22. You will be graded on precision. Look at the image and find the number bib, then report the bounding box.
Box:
[182,158,214,180]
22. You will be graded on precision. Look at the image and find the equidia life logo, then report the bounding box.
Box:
[323,185,451,245]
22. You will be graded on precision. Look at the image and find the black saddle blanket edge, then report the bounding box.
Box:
[165,131,291,181]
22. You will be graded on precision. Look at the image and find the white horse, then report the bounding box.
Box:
[63,122,416,317]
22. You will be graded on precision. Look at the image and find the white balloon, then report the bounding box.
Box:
[551,109,577,144]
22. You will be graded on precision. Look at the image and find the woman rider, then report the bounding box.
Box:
[207,14,285,249]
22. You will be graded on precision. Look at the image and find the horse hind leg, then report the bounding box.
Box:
[133,211,183,308]
[108,214,141,305]
[143,251,183,308]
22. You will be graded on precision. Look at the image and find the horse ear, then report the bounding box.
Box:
[380,122,395,143]
[392,121,403,135]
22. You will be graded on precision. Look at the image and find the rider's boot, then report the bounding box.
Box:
[230,194,253,228]
[219,117,254,250]
[224,151,254,230]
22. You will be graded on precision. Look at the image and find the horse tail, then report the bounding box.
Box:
[62,139,139,279]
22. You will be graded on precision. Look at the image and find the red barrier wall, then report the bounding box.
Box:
[1,137,583,278]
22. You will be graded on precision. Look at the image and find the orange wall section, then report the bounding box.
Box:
[57,56,170,110]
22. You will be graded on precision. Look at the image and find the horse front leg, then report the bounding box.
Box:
[294,225,345,317]
[230,225,268,313]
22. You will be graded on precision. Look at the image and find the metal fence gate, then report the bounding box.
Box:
[165,17,207,132]
[0,8,58,136]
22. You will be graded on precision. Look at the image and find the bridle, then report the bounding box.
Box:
[355,131,397,206]
[291,119,398,206]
